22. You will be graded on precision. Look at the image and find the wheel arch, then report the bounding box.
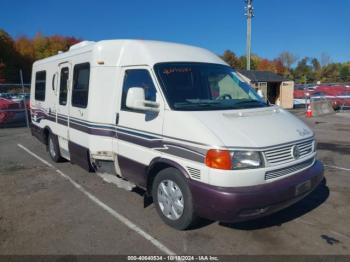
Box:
[146,157,190,194]
[43,126,53,145]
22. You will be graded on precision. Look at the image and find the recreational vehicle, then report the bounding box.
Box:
[30,40,324,230]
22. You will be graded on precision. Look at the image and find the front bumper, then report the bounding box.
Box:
[189,160,324,223]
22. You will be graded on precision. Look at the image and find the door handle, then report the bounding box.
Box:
[115,113,119,125]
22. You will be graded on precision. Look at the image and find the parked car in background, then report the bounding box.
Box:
[294,84,350,109]
[0,94,30,125]
[337,91,350,109]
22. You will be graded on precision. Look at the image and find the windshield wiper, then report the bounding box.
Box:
[186,99,222,104]
[234,99,263,105]
[232,99,268,108]
[174,101,223,109]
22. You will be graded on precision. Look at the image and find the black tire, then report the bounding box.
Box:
[152,167,197,230]
[47,132,63,162]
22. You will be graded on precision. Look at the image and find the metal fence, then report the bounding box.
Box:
[310,94,350,111]
[0,84,31,128]
[294,95,350,112]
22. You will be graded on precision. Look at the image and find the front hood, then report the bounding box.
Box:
[189,106,314,148]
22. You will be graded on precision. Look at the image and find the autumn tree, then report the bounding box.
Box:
[0,62,6,83]
[15,36,35,60]
[0,29,81,83]
[273,59,287,75]
[257,59,274,71]
[220,50,242,69]
[0,29,21,82]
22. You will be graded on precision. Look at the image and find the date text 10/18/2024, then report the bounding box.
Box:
[127,255,219,261]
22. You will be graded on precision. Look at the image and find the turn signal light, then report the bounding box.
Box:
[205,149,232,170]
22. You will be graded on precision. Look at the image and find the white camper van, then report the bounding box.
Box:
[30,40,324,230]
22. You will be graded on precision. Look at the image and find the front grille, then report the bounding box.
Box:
[264,139,314,165]
[187,167,201,180]
[265,158,314,180]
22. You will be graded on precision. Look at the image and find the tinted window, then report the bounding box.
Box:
[72,63,90,108]
[35,71,46,101]
[121,69,157,110]
[155,63,265,111]
[59,67,69,105]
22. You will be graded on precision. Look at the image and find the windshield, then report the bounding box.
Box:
[154,62,268,111]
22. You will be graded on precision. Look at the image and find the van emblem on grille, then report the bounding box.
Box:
[291,145,300,159]
[297,128,311,137]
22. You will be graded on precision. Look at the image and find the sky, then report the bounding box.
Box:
[1,0,350,63]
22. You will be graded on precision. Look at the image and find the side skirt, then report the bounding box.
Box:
[68,141,92,172]
[30,123,46,144]
[118,155,147,188]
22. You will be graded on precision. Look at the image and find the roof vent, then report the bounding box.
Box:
[69,41,95,51]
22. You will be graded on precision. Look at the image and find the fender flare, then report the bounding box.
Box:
[147,157,190,179]
[39,125,53,145]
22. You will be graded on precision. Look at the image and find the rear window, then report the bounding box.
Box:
[72,63,90,108]
[34,71,46,101]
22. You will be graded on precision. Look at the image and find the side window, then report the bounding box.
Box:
[121,69,157,111]
[35,71,46,101]
[59,67,69,105]
[72,63,90,108]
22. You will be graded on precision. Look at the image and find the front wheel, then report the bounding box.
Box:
[152,167,197,230]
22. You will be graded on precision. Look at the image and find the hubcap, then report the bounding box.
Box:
[157,179,184,220]
[49,137,56,158]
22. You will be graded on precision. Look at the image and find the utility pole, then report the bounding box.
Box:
[245,0,254,70]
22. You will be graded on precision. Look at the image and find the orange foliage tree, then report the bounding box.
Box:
[0,29,80,83]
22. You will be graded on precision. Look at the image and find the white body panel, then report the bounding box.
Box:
[30,39,315,189]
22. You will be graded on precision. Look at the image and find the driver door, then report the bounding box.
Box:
[116,66,164,187]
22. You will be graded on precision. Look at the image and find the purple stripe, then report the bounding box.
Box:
[31,111,205,163]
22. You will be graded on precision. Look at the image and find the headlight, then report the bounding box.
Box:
[231,151,262,169]
[205,149,263,170]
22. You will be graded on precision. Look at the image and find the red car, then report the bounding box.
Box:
[0,98,29,125]
[336,91,350,109]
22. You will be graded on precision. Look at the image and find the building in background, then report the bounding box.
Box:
[238,70,294,109]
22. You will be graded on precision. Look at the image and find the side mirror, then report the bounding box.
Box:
[126,87,160,112]
[257,89,264,98]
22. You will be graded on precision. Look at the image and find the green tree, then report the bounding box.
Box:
[321,63,340,82]
[278,51,298,69]
[294,57,313,82]
[339,65,350,82]
[311,58,321,81]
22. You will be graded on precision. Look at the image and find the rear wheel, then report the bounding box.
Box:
[47,133,63,162]
[152,167,197,230]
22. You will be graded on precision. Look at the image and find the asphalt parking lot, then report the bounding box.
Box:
[0,112,350,255]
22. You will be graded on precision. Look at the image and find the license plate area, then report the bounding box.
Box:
[295,180,311,196]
